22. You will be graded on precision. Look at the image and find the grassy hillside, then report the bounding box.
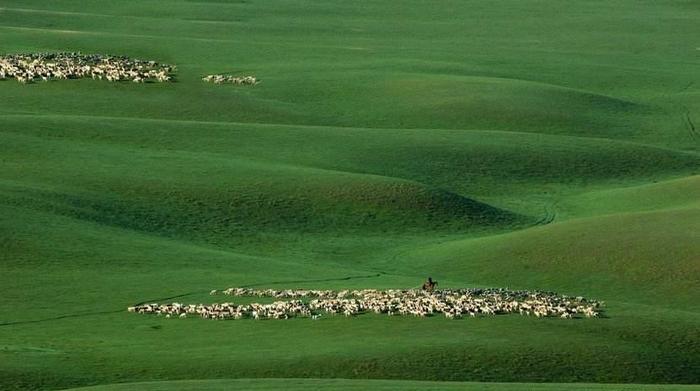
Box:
[405,207,700,306]
[559,175,700,218]
[1,1,698,390]
[63,379,700,391]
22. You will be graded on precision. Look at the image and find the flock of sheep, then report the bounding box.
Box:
[0,52,174,83]
[0,52,260,86]
[128,288,602,320]
[202,74,259,85]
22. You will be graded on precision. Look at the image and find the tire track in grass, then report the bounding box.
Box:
[0,309,124,327]
[0,274,382,327]
[684,107,698,141]
[535,202,557,226]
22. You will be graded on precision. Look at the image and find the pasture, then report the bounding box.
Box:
[0,1,698,390]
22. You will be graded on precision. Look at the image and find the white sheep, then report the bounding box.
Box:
[128,288,602,321]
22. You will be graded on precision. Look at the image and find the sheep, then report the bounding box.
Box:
[128,288,603,321]
[202,73,258,86]
[0,52,175,84]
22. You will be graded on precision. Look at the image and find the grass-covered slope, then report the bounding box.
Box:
[404,207,700,307]
[63,379,700,391]
[560,175,700,218]
[1,0,699,390]
[2,114,696,219]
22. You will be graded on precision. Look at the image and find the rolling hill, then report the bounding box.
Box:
[0,0,698,390]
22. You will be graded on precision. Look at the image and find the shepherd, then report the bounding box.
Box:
[422,277,438,292]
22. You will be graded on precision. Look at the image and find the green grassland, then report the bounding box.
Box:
[61,379,700,391]
[0,1,698,390]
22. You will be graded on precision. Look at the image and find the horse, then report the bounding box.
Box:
[422,277,438,292]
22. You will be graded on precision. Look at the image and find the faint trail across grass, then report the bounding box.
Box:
[685,109,698,140]
[0,274,383,327]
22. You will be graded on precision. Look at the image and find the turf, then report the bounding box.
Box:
[1,1,699,390]
[62,379,700,391]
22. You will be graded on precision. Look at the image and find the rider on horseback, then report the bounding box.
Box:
[422,277,438,292]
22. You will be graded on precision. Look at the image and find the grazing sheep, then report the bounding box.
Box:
[128,288,603,321]
[202,74,258,85]
[0,52,175,84]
